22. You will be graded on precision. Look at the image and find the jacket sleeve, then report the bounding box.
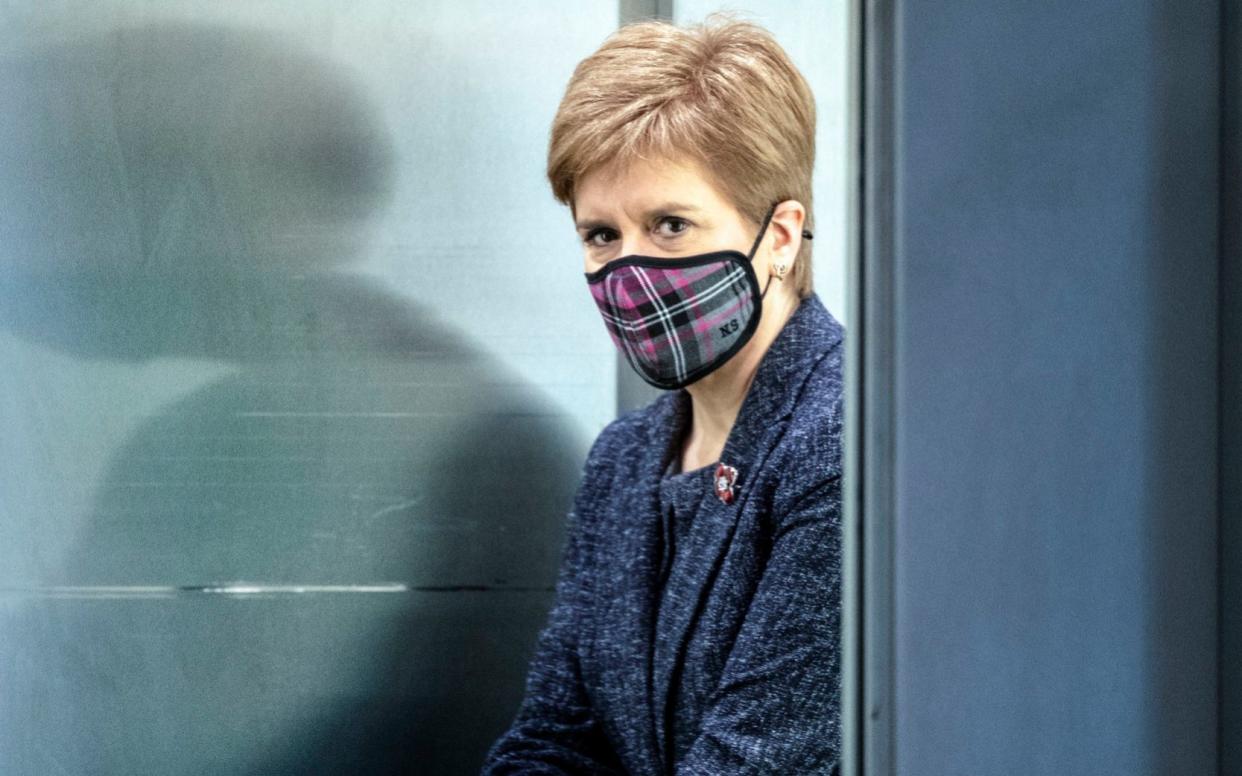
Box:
[676,440,843,774]
[480,437,626,776]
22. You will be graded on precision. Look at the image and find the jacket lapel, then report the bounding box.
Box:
[646,293,843,766]
[591,391,679,775]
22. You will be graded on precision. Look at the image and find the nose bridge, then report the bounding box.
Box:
[618,224,653,257]
[619,235,648,257]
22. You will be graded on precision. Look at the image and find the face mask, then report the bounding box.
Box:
[585,205,781,390]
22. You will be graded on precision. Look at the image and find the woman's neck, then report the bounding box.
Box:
[679,288,799,470]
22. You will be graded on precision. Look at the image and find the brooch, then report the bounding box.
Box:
[713,462,739,505]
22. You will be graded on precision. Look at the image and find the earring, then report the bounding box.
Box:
[772,262,788,280]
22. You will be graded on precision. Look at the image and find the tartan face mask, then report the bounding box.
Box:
[584,205,777,390]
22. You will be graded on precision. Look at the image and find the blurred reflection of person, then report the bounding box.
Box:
[484,16,844,776]
[0,23,582,775]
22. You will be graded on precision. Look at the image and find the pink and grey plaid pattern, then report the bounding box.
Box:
[586,254,758,388]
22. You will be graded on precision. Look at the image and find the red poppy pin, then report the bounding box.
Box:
[713,462,739,505]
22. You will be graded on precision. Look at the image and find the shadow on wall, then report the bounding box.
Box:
[0,22,583,775]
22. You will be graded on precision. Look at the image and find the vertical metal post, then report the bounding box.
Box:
[848,0,896,774]
[841,0,864,771]
[619,0,674,24]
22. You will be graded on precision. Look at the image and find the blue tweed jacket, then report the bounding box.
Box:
[482,293,844,775]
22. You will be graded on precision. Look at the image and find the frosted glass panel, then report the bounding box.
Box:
[0,2,616,774]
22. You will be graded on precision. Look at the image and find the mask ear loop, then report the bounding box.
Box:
[751,204,814,300]
[749,204,779,300]
[747,204,778,260]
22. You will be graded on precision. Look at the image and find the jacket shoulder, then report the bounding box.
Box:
[584,396,662,464]
[774,338,845,493]
[576,393,672,505]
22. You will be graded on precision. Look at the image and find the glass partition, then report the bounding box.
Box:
[0,3,852,773]
[0,4,616,773]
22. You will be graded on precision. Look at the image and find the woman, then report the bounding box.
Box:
[483,17,843,775]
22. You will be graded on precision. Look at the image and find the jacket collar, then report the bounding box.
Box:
[637,292,843,766]
[649,291,844,480]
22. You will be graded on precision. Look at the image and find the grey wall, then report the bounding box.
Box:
[858,1,1221,773]
[1222,1,1240,772]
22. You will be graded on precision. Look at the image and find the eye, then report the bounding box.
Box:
[583,227,618,248]
[654,216,691,238]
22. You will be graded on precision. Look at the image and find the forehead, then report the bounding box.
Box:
[574,155,733,220]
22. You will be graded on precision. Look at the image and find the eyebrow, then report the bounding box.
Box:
[575,202,703,232]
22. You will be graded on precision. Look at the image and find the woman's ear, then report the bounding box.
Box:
[766,199,807,279]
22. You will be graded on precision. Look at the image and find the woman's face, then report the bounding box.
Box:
[573,155,763,275]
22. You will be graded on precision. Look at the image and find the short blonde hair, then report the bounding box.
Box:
[548,15,817,297]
